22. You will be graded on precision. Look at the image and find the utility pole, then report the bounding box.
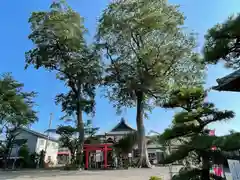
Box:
[168,142,173,180]
[44,113,53,160]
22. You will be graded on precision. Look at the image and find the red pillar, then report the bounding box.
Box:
[104,145,108,169]
[85,150,89,169]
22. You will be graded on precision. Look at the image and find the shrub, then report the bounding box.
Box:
[18,144,30,168]
[18,144,29,159]
[149,176,162,180]
[63,163,79,170]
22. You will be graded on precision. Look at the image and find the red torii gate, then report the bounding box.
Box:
[84,143,113,169]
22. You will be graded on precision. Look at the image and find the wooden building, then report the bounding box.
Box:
[212,69,240,92]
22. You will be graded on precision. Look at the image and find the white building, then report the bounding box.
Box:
[10,128,59,165]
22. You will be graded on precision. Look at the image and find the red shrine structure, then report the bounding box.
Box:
[57,118,163,168]
[84,143,113,169]
[58,143,113,169]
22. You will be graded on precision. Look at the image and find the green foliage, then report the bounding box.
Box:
[97,0,205,112]
[204,14,240,68]
[26,1,102,117]
[56,125,78,163]
[56,122,101,163]
[114,132,137,155]
[39,150,45,168]
[63,163,79,170]
[172,168,202,180]
[26,0,102,167]
[0,73,38,125]
[0,73,38,168]
[18,144,31,168]
[159,87,236,180]
[18,144,30,159]
[149,176,162,180]
[57,125,78,136]
[84,119,100,137]
[97,0,205,168]
[84,119,100,144]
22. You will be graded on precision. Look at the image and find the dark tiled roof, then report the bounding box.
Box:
[19,128,58,142]
[110,118,136,132]
[213,69,240,91]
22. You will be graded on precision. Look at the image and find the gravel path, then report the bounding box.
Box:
[1,166,182,180]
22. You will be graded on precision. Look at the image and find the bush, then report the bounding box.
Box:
[39,150,45,168]
[29,152,39,168]
[18,144,30,168]
[63,163,79,170]
[18,144,29,159]
[149,176,162,180]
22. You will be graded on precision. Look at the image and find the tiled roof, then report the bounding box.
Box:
[216,69,240,85]
[213,69,240,91]
[105,131,134,135]
[19,128,58,142]
[110,118,136,132]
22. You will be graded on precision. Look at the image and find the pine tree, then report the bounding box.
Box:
[159,87,240,180]
[204,14,240,68]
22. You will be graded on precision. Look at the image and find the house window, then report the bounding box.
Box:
[39,139,45,146]
[51,142,58,149]
[47,141,51,147]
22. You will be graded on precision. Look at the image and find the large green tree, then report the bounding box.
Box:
[25,1,102,167]
[96,0,205,167]
[0,73,38,168]
[159,87,240,180]
[204,14,240,67]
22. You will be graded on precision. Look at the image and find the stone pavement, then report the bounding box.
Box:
[0,166,182,180]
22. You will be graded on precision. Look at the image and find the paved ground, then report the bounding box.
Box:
[0,166,233,180]
[0,166,182,180]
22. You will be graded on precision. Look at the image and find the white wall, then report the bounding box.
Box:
[10,131,38,157]
[36,138,59,165]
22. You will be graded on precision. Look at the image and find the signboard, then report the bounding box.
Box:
[96,150,102,162]
[228,159,240,180]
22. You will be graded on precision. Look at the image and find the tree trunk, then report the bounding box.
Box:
[70,149,75,164]
[3,139,12,169]
[136,91,152,168]
[76,109,84,168]
[201,156,210,180]
[71,155,75,164]
[3,152,8,169]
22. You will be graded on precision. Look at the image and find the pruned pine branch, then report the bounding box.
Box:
[172,168,202,180]
[204,14,240,68]
[159,87,236,179]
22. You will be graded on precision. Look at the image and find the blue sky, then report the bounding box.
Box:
[1,0,240,136]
